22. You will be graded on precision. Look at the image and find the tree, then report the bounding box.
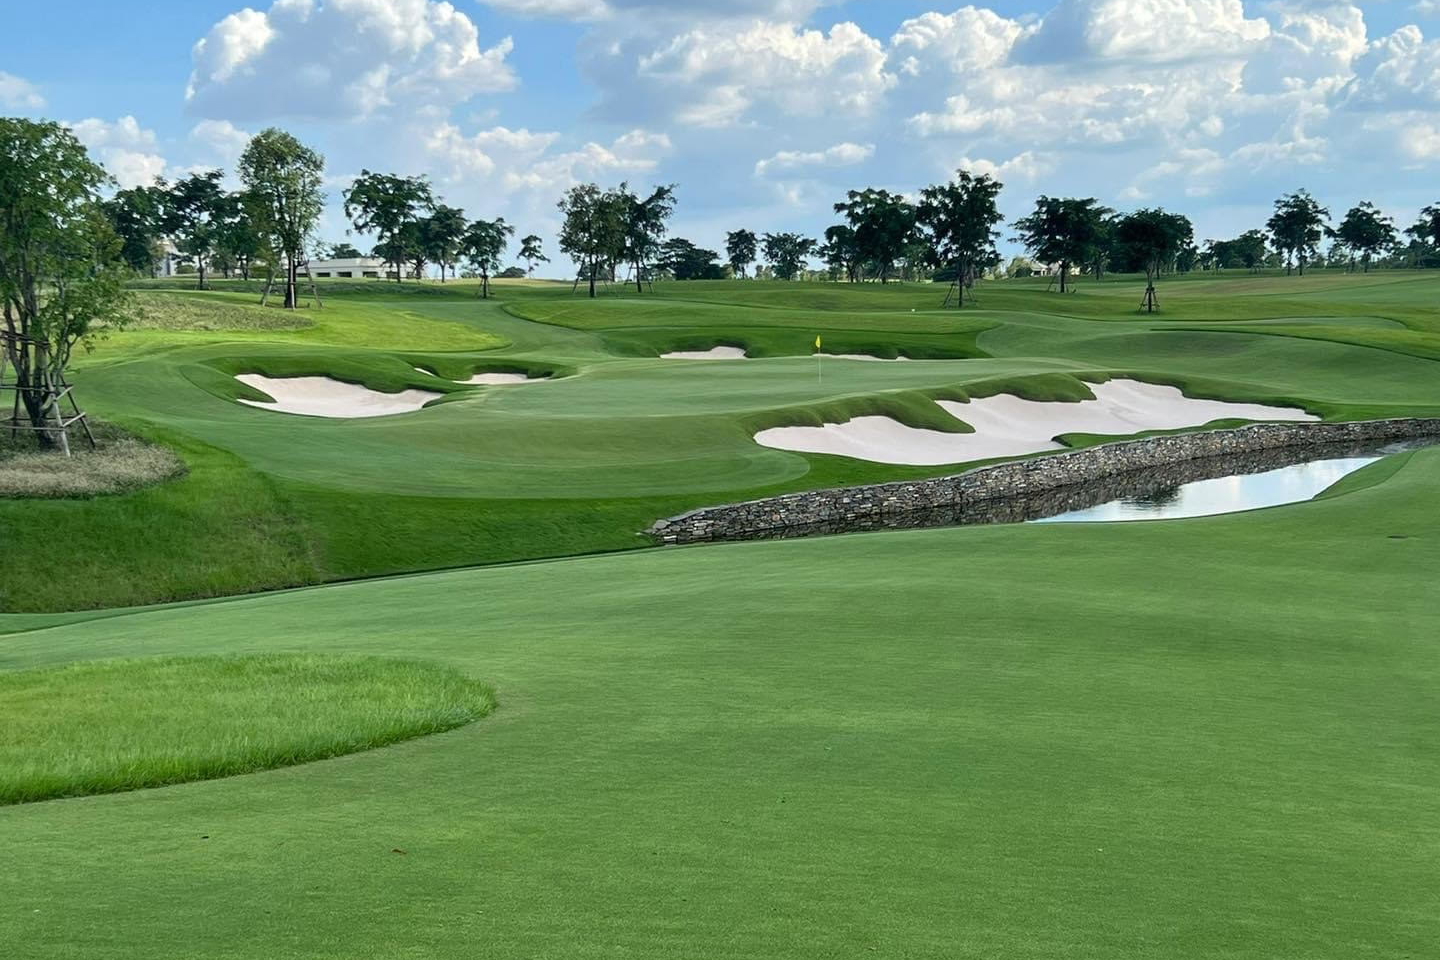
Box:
[212,192,263,281]
[323,241,364,259]
[725,229,758,279]
[102,184,164,277]
[821,224,862,283]
[343,170,434,283]
[1404,206,1440,267]
[519,234,548,276]
[422,205,468,282]
[832,188,916,283]
[617,183,676,292]
[1116,208,1194,312]
[160,170,226,290]
[0,118,128,450]
[557,183,621,298]
[657,238,724,280]
[762,232,816,281]
[462,217,514,298]
[915,169,1004,307]
[1011,196,1113,293]
[1335,202,1397,274]
[1267,190,1329,276]
[238,128,325,307]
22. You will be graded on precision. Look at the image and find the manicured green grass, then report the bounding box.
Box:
[1,448,1437,957]
[4,271,1439,610]
[0,654,495,805]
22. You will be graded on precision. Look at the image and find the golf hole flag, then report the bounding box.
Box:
[815,335,822,351]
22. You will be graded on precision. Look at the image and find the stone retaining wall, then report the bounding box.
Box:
[648,418,1440,545]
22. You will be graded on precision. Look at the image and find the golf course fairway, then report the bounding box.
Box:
[3,273,1438,958]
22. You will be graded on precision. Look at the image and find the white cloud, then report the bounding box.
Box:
[891,7,1026,75]
[755,142,874,176]
[67,116,168,189]
[189,120,252,166]
[634,21,896,126]
[1018,0,1270,64]
[477,0,819,18]
[0,71,45,109]
[954,150,1056,183]
[424,123,671,193]
[187,0,516,120]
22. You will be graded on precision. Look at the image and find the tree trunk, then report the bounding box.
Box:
[635,260,643,294]
[481,270,489,299]
[1059,261,1069,294]
[588,258,597,299]
[284,256,297,310]
[197,259,207,291]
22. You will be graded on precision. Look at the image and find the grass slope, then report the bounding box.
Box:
[1,448,1437,957]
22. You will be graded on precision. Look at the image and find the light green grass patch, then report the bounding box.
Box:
[0,654,496,805]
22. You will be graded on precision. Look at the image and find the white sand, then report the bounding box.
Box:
[236,374,443,419]
[755,379,1317,466]
[661,346,748,360]
[821,353,912,362]
[415,366,540,385]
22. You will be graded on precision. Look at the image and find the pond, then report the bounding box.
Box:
[1033,440,1432,524]
[725,437,1439,542]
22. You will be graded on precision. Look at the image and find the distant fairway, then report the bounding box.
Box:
[4,271,1439,611]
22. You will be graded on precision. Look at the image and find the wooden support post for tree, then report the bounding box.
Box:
[1140,282,1159,313]
[260,265,277,307]
[304,262,323,309]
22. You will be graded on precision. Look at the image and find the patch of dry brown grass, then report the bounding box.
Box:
[0,428,186,498]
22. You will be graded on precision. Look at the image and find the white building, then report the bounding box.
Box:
[302,257,390,279]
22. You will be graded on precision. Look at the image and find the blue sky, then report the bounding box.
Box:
[4,0,1439,271]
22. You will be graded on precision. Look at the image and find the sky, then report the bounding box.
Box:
[3,0,1439,272]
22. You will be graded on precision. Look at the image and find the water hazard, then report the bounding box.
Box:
[733,437,1439,542]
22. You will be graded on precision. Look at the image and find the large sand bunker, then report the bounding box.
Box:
[755,379,1318,466]
[661,346,748,360]
[821,353,913,362]
[236,375,443,419]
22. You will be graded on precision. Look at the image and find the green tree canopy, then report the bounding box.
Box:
[462,217,515,298]
[1011,196,1113,293]
[238,128,325,307]
[0,117,128,450]
[422,205,469,282]
[1116,208,1194,312]
[519,234,548,276]
[343,170,434,283]
[1266,189,1329,276]
[762,232,816,281]
[832,188,917,283]
[159,170,227,290]
[725,229,758,279]
[1334,201,1397,273]
[916,170,1004,306]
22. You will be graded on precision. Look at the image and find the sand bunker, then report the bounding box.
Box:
[755,379,1317,466]
[661,346,748,360]
[414,366,541,385]
[821,353,912,362]
[236,374,443,419]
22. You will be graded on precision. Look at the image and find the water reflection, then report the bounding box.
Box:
[1033,454,1384,524]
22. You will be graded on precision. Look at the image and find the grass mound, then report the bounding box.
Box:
[0,654,496,804]
[127,293,314,332]
[0,424,186,499]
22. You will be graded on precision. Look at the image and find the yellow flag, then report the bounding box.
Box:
[815,335,822,350]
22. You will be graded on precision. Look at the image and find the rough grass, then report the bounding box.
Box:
[0,654,496,805]
[125,293,315,332]
[0,425,186,499]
